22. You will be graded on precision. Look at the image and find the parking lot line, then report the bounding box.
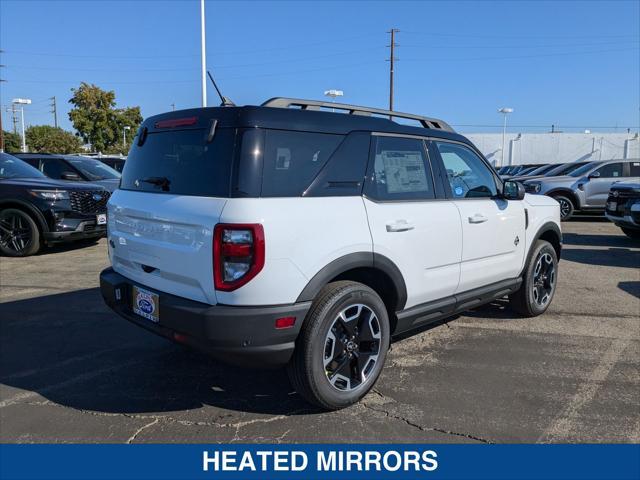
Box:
[538,338,630,442]
[0,352,163,409]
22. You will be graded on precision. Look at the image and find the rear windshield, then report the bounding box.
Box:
[121,126,345,198]
[121,128,235,196]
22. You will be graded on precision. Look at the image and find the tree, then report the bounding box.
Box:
[25,125,83,154]
[2,131,22,153]
[68,82,142,153]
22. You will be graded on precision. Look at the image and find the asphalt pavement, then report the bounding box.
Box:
[1,219,638,443]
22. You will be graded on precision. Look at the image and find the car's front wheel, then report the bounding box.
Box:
[0,208,41,257]
[509,240,558,317]
[553,195,574,221]
[287,281,390,410]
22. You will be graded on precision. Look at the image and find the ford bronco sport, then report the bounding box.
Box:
[100,98,562,409]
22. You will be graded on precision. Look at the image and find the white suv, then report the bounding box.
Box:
[100,98,562,409]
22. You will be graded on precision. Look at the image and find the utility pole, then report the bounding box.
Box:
[50,96,58,128]
[171,103,176,111]
[7,104,18,134]
[387,28,399,114]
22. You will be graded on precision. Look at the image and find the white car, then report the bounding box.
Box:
[100,98,562,409]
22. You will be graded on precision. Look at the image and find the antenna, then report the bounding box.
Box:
[207,71,235,107]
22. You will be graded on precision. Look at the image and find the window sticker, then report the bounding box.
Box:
[379,151,429,194]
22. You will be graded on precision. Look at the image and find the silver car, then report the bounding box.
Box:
[523,159,640,220]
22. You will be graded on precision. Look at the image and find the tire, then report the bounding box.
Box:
[287,281,390,410]
[553,195,574,221]
[509,240,558,317]
[621,227,640,240]
[0,208,41,257]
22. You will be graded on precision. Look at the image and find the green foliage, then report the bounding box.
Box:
[2,130,22,153]
[68,82,142,153]
[25,125,83,154]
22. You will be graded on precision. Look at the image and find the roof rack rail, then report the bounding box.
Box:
[261,97,454,132]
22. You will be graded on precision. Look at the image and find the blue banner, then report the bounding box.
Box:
[1,444,638,480]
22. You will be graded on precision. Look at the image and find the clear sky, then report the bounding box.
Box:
[1,0,638,134]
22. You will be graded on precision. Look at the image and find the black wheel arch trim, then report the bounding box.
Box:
[521,221,562,277]
[295,252,408,311]
[546,189,580,209]
[0,199,49,234]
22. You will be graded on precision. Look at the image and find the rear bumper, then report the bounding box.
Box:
[99,267,311,368]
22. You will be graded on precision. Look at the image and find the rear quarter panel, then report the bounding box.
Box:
[217,197,372,306]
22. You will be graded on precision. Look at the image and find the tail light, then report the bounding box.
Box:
[213,224,265,291]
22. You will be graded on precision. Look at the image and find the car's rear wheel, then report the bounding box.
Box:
[0,209,41,257]
[621,227,640,240]
[509,240,558,317]
[553,195,574,221]
[287,281,390,410]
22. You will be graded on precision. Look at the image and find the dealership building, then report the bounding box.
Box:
[466,132,640,167]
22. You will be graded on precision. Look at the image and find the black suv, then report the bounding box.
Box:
[0,153,111,256]
[13,153,121,192]
[605,182,640,239]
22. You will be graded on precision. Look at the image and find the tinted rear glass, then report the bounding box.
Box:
[261,130,343,196]
[121,128,235,196]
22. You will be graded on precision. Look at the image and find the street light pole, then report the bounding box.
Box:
[497,107,513,167]
[12,98,31,153]
[123,126,131,149]
[200,0,207,107]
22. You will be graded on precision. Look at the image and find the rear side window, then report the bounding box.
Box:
[261,130,343,197]
[121,128,235,197]
[631,162,640,176]
[365,136,435,201]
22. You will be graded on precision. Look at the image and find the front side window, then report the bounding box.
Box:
[435,142,497,198]
[595,162,623,178]
[365,136,434,201]
[41,158,73,179]
[630,162,640,176]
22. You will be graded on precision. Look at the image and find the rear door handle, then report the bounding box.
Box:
[468,214,488,224]
[386,221,415,232]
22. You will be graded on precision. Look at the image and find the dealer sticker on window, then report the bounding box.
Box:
[97,214,107,225]
[132,286,159,323]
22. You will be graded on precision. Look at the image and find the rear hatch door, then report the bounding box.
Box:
[108,118,236,305]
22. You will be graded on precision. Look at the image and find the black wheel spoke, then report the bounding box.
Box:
[323,304,382,392]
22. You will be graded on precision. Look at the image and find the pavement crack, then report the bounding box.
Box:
[126,418,160,444]
[360,401,491,444]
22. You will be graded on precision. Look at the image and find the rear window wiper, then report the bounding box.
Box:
[139,176,171,191]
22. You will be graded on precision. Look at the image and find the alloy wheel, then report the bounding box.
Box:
[0,212,33,254]
[558,199,571,219]
[323,304,381,392]
[532,252,556,307]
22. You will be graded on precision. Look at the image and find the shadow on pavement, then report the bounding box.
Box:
[562,233,637,248]
[0,288,317,416]
[618,281,640,299]
[561,247,640,269]
[36,238,102,256]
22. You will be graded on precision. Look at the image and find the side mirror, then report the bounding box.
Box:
[588,171,601,179]
[503,180,525,200]
[61,172,81,181]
